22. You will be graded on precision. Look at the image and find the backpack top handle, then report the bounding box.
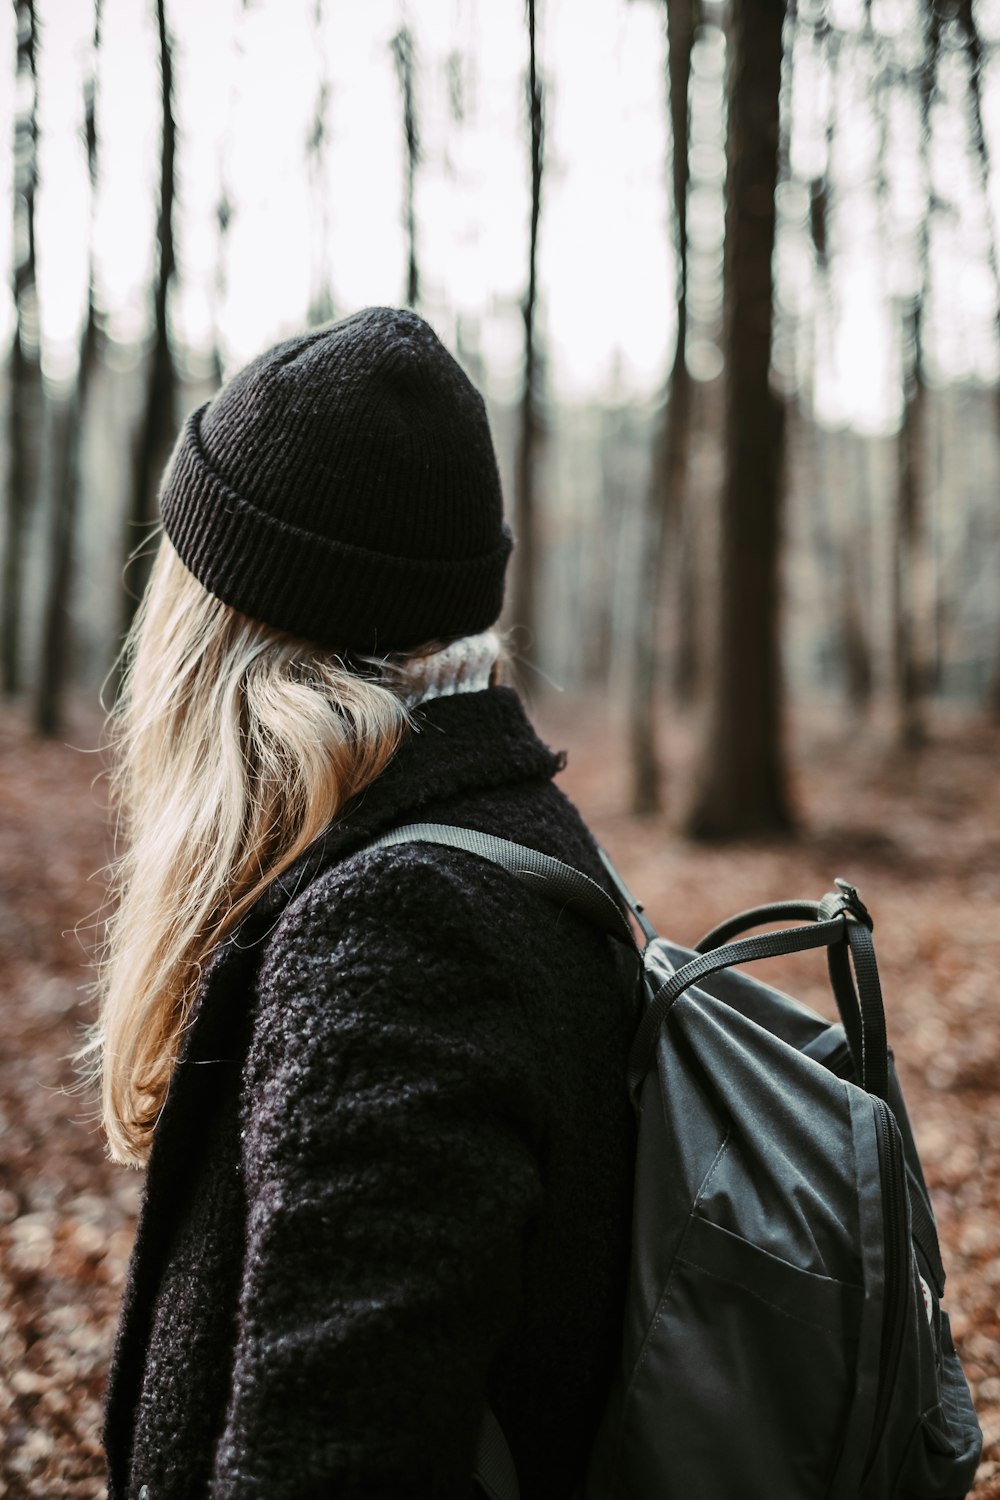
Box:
[629,882,889,1107]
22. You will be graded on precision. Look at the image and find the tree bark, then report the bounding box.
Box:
[34,0,102,736]
[891,7,940,748]
[844,436,874,714]
[510,0,545,665]
[954,1,1000,716]
[120,0,177,643]
[391,27,420,309]
[629,0,695,815]
[307,0,335,327]
[2,0,42,697]
[894,295,928,748]
[688,0,792,838]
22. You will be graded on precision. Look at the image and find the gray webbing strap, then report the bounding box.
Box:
[694,899,824,953]
[359,821,638,949]
[627,916,852,1103]
[474,1404,520,1500]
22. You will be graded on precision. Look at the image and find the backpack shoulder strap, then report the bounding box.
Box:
[358,820,640,950]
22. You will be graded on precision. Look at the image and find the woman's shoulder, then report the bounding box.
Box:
[262,754,606,962]
[262,833,517,968]
[249,782,611,1038]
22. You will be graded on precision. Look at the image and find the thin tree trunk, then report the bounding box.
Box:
[894,296,928,747]
[804,22,872,714]
[673,18,725,709]
[892,7,940,748]
[211,0,246,386]
[120,0,177,642]
[954,1,1000,716]
[688,0,792,838]
[844,435,874,714]
[2,0,41,697]
[307,0,335,326]
[629,0,695,815]
[841,539,873,714]
[671,484,699,702]
[391,26,420,309]
[34,0,102,736]
[510,0,544,663]
[212,192,231,389]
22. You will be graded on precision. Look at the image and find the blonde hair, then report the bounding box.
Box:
[92,538,417,1166]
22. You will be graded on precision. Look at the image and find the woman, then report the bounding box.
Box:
[96,307,638,1500]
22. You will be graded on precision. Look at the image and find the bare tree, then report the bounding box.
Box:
[34,0,103,735]
[892,5,941,749]
[842,434,875,714]
[803,22,873,716]
[2,0,42,696]
[211,193,232,389]
[307,0,335,326]
[894,291,929,747]
[509,0,545,664]
[120,0,178,643]
[629,0,696,814]
[390,25,420,308]
[688,0,792,837]
[954,0,1000,717]
[210,0,247,387]
[673,19,727,707]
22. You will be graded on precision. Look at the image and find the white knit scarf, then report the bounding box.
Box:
[394,630,501,708]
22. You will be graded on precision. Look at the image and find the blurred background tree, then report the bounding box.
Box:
[3,0,40,698]
[510,0,545,665]
[688,0,790,835]
[2,0,1000,837]
[628,0,695,815]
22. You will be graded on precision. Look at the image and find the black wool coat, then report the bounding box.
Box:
[103,687,639,1500]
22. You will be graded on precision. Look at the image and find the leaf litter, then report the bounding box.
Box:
[1,696,998,1496]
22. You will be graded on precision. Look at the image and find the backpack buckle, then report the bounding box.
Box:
[834,878,874,931]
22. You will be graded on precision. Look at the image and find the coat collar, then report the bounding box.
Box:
[104,687,562,1490]
[231,683,564,941]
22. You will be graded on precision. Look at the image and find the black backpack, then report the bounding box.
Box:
[360,822,983,1500]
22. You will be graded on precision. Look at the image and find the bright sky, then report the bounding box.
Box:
[3,0,1000,432]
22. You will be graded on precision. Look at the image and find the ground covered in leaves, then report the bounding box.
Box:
[1,694,998,1496]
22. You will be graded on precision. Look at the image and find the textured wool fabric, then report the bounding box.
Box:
[394,630,500,707]
[104,688,639,1500]
[159,308,513,652]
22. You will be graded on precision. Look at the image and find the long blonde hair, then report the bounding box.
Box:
[93,538,416,1166]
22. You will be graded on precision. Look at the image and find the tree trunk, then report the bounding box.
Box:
[688,0,792,838]
[671,485,699,704]
[391,27,420,309]
[211,0,247,385]
[894,296,928,748]
[891,7,939,747]
[510,0,544,665]
[629,0,695,816]
[120,0,177,644]
[804,24,872,714]
[841,541,873,715]
[34,0,102,736]
[307,0,334,327]
[844,435,874,714]
[2,0,41,697]
[954,1,1000,716]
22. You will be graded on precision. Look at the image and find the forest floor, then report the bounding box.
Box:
[1,692,999,1497]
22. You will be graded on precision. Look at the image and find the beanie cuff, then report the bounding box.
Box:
[160,406,513,653]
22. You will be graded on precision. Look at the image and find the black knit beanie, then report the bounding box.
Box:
[159,307,513,653]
